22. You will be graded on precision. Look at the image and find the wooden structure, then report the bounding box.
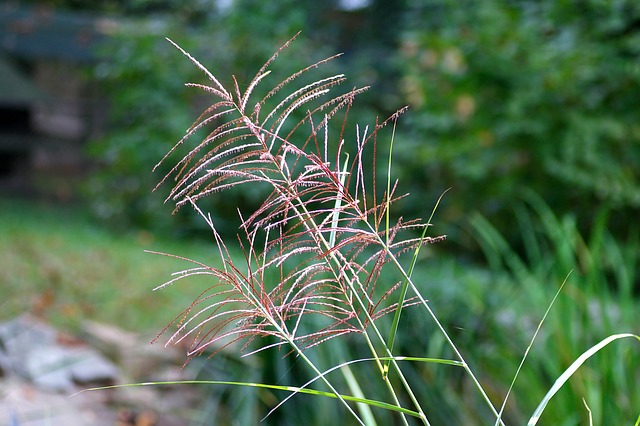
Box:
[0,2,113,195]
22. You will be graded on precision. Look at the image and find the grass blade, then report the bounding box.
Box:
[329,153,349,248]
[495,271,573,426]
[342,364,378,426]
[266,355,462,421]
[73,380,423,418]
[582,398,593,426]
[527,333,640,426]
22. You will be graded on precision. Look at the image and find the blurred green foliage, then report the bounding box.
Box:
[397,0,640,247]
[467,193,639,425]
[88,23,204,233]
[86,0,640,251]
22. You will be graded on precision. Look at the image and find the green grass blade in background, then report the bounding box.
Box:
[342,364,377,426]
[495,271,572,426]
[527,333,640,426]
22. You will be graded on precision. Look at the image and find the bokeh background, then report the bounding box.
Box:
[1,1,638,425]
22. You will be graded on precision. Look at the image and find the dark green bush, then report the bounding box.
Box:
[87,24,203,233]
[397,0,640,247]
[89,0,640,247]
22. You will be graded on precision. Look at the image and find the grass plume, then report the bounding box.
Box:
[149,34,637,425]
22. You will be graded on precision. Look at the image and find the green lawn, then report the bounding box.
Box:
[0,196,215,333]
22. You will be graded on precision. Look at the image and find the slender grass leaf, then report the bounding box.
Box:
[495,271,572,426]
[329,153,349,248]
[73,380,422,418]
[527,333,640,426]
[342,364,378,426]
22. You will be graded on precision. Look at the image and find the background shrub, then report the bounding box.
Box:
[397,0,640,249]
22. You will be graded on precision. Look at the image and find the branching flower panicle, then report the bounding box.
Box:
[153,33,450,425]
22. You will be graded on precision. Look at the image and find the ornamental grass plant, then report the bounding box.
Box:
[145,34,638,425]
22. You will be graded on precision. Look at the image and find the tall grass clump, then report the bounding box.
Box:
[470,192,640,425]
[148,34,639,425]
